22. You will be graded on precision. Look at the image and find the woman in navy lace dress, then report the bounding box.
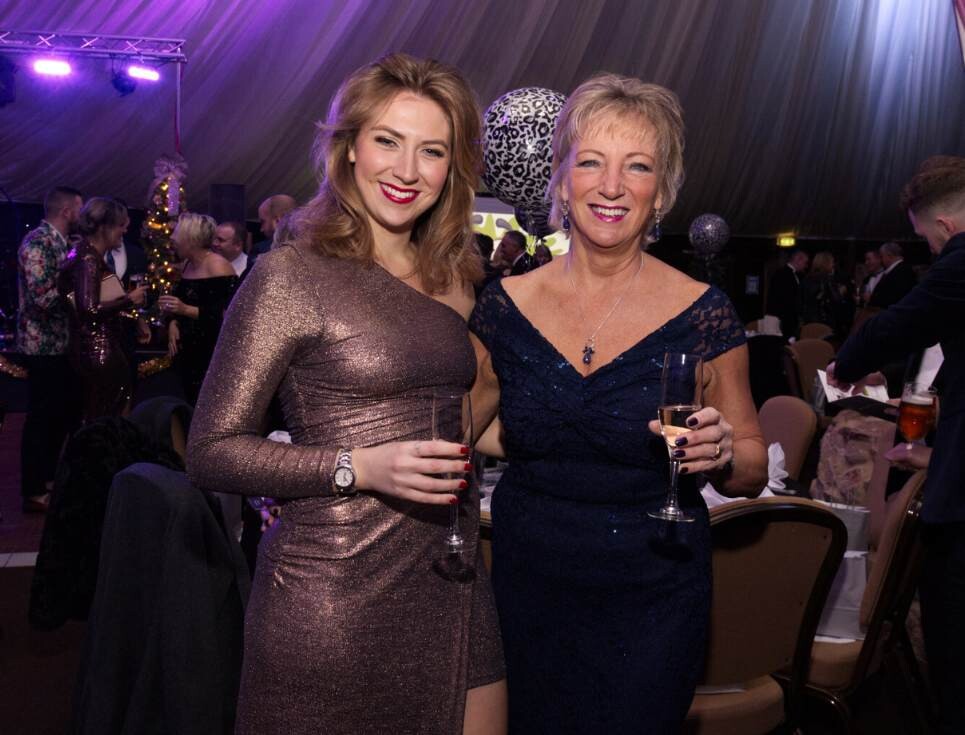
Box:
[470,75,768,733]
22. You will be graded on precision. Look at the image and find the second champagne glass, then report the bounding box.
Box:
[431,390,472,555]
[648,352,704,523]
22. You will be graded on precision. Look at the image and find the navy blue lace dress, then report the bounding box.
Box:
[470,280,746,734]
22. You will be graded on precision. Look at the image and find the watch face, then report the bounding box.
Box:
[334,466,355,488]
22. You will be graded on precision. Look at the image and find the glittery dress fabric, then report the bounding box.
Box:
[57,240,133,420]
[469,280,746,734]
[187,243,504,735]
[170,274,238,404]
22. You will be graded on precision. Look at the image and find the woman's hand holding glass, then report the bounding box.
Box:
[648,406,734,475]
[352,440,470,505]
[127,285,148,307]
[158,294,187,316]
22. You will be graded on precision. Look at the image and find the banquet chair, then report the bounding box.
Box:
[804,470,930,732]
[684,498,847,734]
[758,396,817,482]
[800,322,834,341]
[785,338,836,404]
[72,463,250,735]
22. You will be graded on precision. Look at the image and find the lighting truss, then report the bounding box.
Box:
[0,30,187,64]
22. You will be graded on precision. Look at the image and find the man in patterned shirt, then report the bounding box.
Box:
[17,186,83,512]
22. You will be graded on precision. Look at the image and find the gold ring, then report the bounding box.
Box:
[712,443,722,461]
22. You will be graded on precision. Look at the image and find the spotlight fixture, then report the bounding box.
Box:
[111,69,137,96]
[127,65,160,81]
[33,58,71,76]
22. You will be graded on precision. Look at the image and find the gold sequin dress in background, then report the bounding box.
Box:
[187,242,504,734]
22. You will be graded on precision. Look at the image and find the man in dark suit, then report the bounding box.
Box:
[494,230,534,276]
[106,206,152,382]
[868,241,916,308]
[858,248,884,305]
[830,156,965,734]
[765,248,809,339]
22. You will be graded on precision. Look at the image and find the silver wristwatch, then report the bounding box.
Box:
[332,448,357,496]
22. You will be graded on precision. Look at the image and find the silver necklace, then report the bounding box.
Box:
[567,254,644,366]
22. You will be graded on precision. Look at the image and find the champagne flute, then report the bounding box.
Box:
[897,382,937,451]
[648,352,704,523]
[431,390,472,555]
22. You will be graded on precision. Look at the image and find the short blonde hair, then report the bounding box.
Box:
[547,74,685,243]
[174,212,216,250]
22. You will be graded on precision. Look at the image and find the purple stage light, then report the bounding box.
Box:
[33,58,71,76]
[127,65,160,81]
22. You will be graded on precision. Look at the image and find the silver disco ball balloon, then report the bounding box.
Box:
[688,214,730,255]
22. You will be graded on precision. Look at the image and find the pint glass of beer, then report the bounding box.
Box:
[897,382,937,450]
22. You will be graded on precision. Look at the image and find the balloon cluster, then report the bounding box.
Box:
[482,87,566,240]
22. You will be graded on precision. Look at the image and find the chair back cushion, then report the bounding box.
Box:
[758,396,817,481]
[800,322,834,340]
[703,498,847,685]
[786,339,835,403]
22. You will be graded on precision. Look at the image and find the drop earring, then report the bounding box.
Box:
[652,209,662,241]
[561,201,571,234]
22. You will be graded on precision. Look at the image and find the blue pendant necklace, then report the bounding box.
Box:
[567,254,644,366]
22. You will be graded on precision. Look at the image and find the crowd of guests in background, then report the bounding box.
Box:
[14,184,546,514]
[764,239,920,345]
[13,188,302,512]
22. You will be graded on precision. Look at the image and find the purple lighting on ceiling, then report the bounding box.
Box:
[33,58,71,76]
[128,65,160,81]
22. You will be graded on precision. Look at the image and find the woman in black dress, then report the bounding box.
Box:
[470,74,768,733]
[159,212,237,404]
[58,198,147,420]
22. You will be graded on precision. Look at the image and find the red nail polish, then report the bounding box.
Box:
[460,446,471,455]
[464,463,473,472]
[458,480,468,490]
[449,497,459,505]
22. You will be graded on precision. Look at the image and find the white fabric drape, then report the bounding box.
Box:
[1,0,963,237]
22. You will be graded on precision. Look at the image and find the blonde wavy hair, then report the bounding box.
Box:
[292,53,483,294]
[547,74,685,245]
[173,212,217,250]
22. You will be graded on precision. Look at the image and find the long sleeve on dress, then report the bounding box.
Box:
[186,252,338,499]
[74,253,131,324]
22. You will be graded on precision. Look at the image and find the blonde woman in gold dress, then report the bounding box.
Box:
[187,55,506,734]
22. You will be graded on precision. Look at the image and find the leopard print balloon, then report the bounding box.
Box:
[483,87,566,212]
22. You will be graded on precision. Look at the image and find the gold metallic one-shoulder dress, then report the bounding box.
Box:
[187,242,504,734]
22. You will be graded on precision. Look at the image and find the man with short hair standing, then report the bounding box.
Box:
[868,241,917,308]
[830,156,965,734]
[765,248,809,339]
[16,186,83,512]
[249,195,296,267]
[212,221,250,278]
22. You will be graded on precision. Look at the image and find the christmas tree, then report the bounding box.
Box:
[141,154,188,297]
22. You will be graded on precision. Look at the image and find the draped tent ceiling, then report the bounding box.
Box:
[1,0,963,240]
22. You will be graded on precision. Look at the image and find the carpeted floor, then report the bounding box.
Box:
[0,566,85,735]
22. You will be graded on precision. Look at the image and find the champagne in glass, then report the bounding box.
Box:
[897,382,936,451]
[649,353,704,523]
[431,391,472,555]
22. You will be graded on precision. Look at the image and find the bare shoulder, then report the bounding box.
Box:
[437,277,475,321]
[501,258,558,307]
[643,254,709,304]
[203,252,236,278]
